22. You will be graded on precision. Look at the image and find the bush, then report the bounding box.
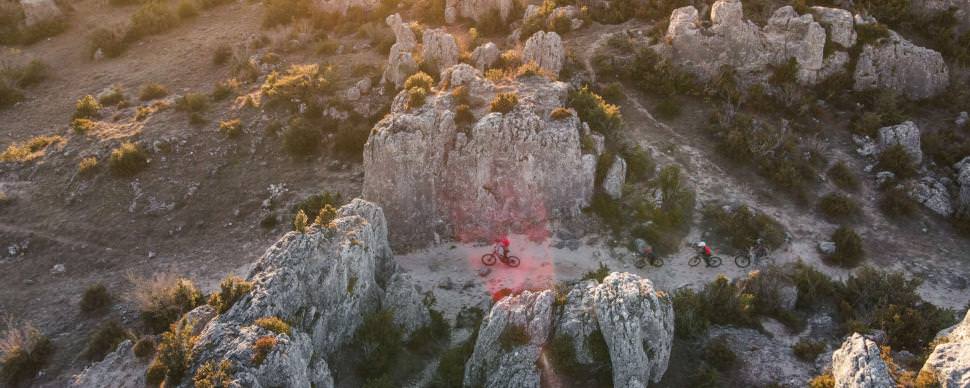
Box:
[568,86,622,134]
[490,92,519,113]
[109,142,149,177]
[133,336,155,358]
[282,120,321,156]
[177,0,198,19]
[261,64,330,107]
[701,204,786,252]
[818,193,861,222]
[293,210,308,233]
[455,104,475,126]
[879,187,917,219]
[703,275,756,327]
[130,275,204,334]
[2,60,48,88]
[688,364,722,388]
[828,226,865,267]
[498,324,529,351]
[218,119,242,138]
[429,334,477,388]
[127,0,179,40]
[827,161,859,191]
[88,28,127,59]
[74,95,102,119]
[0,135,64,162]
[212,44,232,65]
[672,288,709,339]
[877,145,916,179]
[809,372,835,388]
[354,309,403,378]
[152,321,195,384]
[855,22,890,45]
[0,81,23,109]
[581,262,610,283]
[255,316,290,335]
[790,260,836,309]
[793,338,826,362]
[0,321,53,386]
[139,82,168,101]
[262,0,312,28]
[175,92,208,114]
[98,86,126,106]
[292,191,342,222]
[250,335,276,365]
[547,335,581,376]
[82,321,132,361]
[80,283,112,313]
[550,107,572,120]
[621,146,653,180]
[207,276,251,314]
[78,156,99,176]
[406,87,428,110]
[193,359,233,388]
[404,71,434,92]
[702,337,737,372]
[628,48,698,97]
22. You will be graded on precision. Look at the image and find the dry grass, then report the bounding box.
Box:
[0,135,64,162]
[0,318,53,386]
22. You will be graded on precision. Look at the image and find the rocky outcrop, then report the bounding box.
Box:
[522,31,565,76]
[602,155,626,200]
[910,176,954,217]
[463,290,555,388]
[312,0,379,15]
[853,30,949,100]
[919,310,970,388]
[445,0,518,24]
[71,341,148,388]
[831,333,894,388]
[591,272,674,386]
[382,14,419,89]
[470,42,500,71]
[363,64,597,248]
[811,6,856,48]
[957,157,970,215]
[421,28,460,76]
[383,272,431,339]
[19,0,62,27]
[877,121,923,164]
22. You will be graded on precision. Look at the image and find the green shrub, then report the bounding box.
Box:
[429,333,477,388]
[828,161,859,191]
[622,145,655,181]
[406,87,428,110]
[193,359,233,388]
[88,28,128,59]
[282,120,321,156]
[108,142,149,177]
[790,260,836,309]
[262,0,312,28]
[568,86,622,134]
[145,359,166,385]
[0,81,23,109]
[922,128,970,167]
[672,288,709,339]
[313,204,338,225]
[80,283,112,313]
[490,92,519,113]
[655,97,681,119]
[818,192,861,222]
[581,262,610,283]
[827,226,865,267]
[153,321,195,384]
[630,164,696,255]
[701,204,786,252]
[547,335,581,376]
[628,48,698,97]
[498,324,530,351]
[404,71,434,91]
[407,308,450,354]
[211,79,238,100]
[74,95,102,119]
[702,337,737,372]
[177,0,198,19]
[354,309,403,379]
[793,338,826,362]
[133,336,155,358]
[0,322,53,387]
[855,22,890,45]
[877,145,916,178]
[1,60,48,88]
[879,187,917,218]
[688,364,722,388]
[292,191,341,221]
[703,275,756,327]
[212,44,232,66]
[208,276,252,314]
[98,86,126,106]
[455,104,475,126]
[175,92,209,113]
[255,316,290,335]
[251,335,276,365]
[82,321,133,361]
[261,64,331,107]
[139,82,169,101]
[127,0,179,40]
[293,209,308,233]
[131,276,204,334]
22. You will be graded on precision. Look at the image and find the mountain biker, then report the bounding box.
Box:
[696,241,715,266]
[494,236,511,259]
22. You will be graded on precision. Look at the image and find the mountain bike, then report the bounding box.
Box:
[734,241,773,268]
[481,250,521,267]
[688,254,722,268]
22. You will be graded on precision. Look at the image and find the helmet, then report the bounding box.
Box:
[697,242,706,248]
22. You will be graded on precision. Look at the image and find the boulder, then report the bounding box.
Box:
[831,333,894,388]
[877,121,923,165]
[363,64,597,248]
[602,155,627,200]
[919,310,970,388]
[910,176,954,217]
[811,6,857,48]
[591,272,674,385]
[382,14,419,89]
[470,42,500,71]
[421,28,460,76]
[71,341,148,388]
[19,0,62,28]
[445,0,518,24]
[463,290,555,388]
[386,13,416,50]
[522,31,565,76]
[554,280,600,364]
[853,30,949,100]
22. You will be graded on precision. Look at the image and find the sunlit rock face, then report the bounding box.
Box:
[363,64,597,248]
[920,310,970,388]
[445,0,519,24]
[831,333,894,388]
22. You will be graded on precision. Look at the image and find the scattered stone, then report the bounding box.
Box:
[853,135,878,157]
[875,171,896,186]
[818,241,836,255]
[478,267,492,277]
[50,264,65,275]
[957,111,969,127]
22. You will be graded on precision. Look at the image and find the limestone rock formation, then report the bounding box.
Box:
[19,0,62,27]
[910,176,954,217]
[811,6,856,48]
[382,14,419,89]
[591,272,674,386]
[831,333,894,388]
[554,280,600,364]
[877,121,923,165]
[312,0,379,15]
[71,340,148,388]
[421,28,460,75]
[470,42,500,71]
[602,155,627,199]
[957,157,970,215]
[853,30,949,100]
[919,310,970,388]
[463,290,555,388]
[522,31,565,76]
[445,0,518,24]
[363,64,597,248]
[383,272,432,339]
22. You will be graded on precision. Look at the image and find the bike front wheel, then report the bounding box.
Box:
[651,257,664,267]
[481,254,497,266]
[688,255,701,267]
[759,256,776,266]
[506,256,521,267]
[708,256,723,268]
[734,254,751,268]
[634,259,647,269]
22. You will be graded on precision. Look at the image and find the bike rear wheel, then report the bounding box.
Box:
[506,256,520,267]
[634,259,647,269]
[734,254,751,268]
[688,256,701,267]
[759,256,776,266]
[651,257,664,267]
[481,253,497,266]
[708,256,723,267]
